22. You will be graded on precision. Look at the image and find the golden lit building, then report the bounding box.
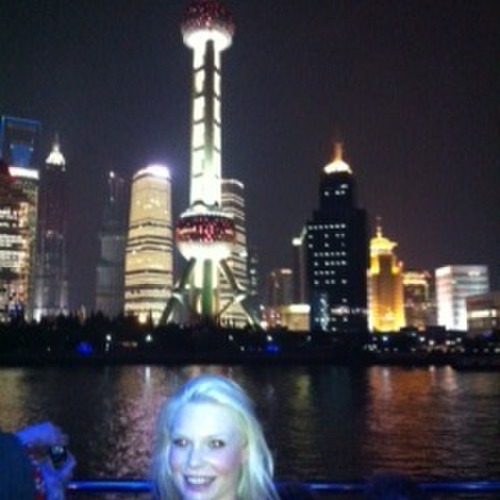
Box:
[124,165,173,325]
[368,222,405,332]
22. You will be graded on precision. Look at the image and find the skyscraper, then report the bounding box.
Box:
[33,135,68,320]
[0,161,30,322]
[0,116,41,319]
[95,171,128,318]
[403,269,435,329]
[435,265,489,331]
[368,223,405,332]
[262,268,295,328]
[124,165,173,325]
[292,229,308,304]
[306,142,368,333]
[1,116,41,169]
[220,178,249,326]
[163,0,256,327]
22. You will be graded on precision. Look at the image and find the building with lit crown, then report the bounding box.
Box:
[435,265,489,331]
[0,116,41,319]
[368,223,405,332]
[96,171,128,318]
[162,0,257,327]
[33,135,69,319]
[124,165,173,324]
[306,142,368,333]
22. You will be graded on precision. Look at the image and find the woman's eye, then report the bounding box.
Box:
[209,439,225,449]
[172,438,188,447]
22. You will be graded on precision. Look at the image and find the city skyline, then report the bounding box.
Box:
[1,0,498,309]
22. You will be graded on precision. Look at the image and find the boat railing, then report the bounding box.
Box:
[67,479,500,496]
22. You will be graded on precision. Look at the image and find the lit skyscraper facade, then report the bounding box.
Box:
[435,265,489,331]
[34,135,68,319]
[1,116,41,170]
[0,116,41,319]
[368,223,405,332]
[163,0,256,326]
[220,178,249,326]
[466,292,500,335]
[0,161,30,322]
[403,269,435,329]
[96,171,128,318]
[292,229,308,304]
[306,142,368,333]
[124,165,173,325]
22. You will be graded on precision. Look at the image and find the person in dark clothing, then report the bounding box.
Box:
[0,422,75,500]
[0,431,36,499]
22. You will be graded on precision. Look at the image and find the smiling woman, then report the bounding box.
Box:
[151,374,279,500]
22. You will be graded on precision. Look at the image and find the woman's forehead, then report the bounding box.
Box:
[172,401,241,436]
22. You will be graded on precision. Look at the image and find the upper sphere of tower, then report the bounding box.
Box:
[181,0,235,51]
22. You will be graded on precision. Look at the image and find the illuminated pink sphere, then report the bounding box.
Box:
[181,0,235,50]
[176,212,235,260]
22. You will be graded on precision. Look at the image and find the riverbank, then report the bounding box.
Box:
[1,349,499,369]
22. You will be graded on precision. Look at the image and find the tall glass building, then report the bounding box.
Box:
[0,162,31,322]
[0,116,41,319]
[124,165,173,325]
[220,178,249,326]
[435,265,489,331]
[306,142,368,333]
[33,135,69,319]
[95,171,128,318]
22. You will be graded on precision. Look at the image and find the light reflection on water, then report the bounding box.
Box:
[0,365,498,484]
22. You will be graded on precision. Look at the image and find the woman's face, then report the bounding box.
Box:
[168,401,247,500]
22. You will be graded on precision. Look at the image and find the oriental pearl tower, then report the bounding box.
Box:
[162,0,257,327]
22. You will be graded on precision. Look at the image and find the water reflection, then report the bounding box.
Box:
[0,365,498,483]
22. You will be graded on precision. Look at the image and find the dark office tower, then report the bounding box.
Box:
[33,135,68,320]
[0,116,41,320]
[95,171,128,318]
[220,178,249,326]
[403,269,435,330]
[266,268,294,307]
[306,142,368,333]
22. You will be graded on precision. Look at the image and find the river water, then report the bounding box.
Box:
[0,364,499,495]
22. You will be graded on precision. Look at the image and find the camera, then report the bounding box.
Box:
[49,445,68,468]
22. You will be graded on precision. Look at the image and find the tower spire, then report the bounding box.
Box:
[162,1,258,328]
[376,216,383,238]
[324,139,352,175]
[45,133,66,169]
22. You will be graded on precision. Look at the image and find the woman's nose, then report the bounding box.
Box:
[187,445,204,467]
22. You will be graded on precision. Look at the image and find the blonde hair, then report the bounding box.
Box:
[151,374,279,500]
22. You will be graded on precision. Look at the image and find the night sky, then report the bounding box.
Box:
[1,0,499,310]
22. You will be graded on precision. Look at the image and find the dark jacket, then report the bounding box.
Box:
[0,431,36,500]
